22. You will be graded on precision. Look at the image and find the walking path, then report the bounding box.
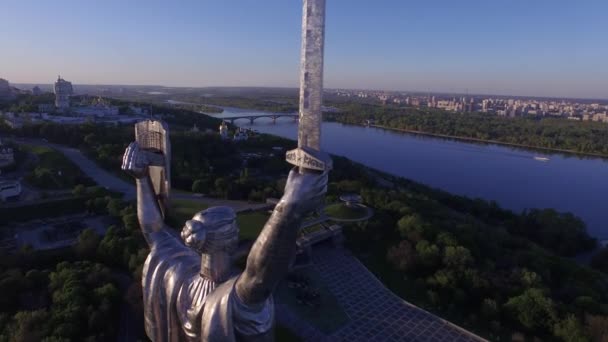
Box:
[14,138,270,212]
[56,145,136,199]
[278,244,486,342]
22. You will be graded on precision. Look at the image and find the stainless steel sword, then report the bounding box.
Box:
[286,0,332,173]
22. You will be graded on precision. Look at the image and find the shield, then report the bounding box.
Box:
[135,120,171,217]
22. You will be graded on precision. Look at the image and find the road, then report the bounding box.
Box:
[56,145,136,199]
[14,138,135,199]
[14,138,271,212]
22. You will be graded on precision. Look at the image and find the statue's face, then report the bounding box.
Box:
[181,206,239,254]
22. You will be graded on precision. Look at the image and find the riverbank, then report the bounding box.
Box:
[218,107,608,240]
[367,124,608,159]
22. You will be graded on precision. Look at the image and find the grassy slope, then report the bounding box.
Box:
[325,203,368,220]
[167,199,270,241]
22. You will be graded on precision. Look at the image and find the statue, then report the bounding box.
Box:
[123,1,329,340]
[122,141,328,341]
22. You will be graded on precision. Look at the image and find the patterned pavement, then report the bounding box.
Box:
[278,244,486,342]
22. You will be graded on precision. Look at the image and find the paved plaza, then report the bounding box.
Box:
[278,245,486,342]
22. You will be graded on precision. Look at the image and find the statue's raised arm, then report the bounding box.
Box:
[236,169,328,305]
[122,141,166,245]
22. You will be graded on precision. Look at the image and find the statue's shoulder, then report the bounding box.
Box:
[148,228,196,256]
[144,229,200,280]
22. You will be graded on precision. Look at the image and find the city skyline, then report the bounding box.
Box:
[2,0,608,99]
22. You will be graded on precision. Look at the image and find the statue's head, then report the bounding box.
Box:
[181,206,239,255]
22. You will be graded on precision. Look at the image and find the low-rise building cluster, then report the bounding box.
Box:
[0,138,14,168]
[330,89,608,122]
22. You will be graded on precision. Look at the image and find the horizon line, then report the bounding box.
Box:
[8,81,608,102]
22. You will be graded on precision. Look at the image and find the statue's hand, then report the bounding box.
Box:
[121,142,149,179]
[281,168,329,215]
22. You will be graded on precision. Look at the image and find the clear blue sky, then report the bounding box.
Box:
[2,0,607,98]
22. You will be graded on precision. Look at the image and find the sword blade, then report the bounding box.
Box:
[298,0,326,152]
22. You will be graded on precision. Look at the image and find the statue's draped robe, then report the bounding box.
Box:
[142,229,274,341]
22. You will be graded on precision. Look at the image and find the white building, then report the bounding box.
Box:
[0,180,21,201]
[219,121,229,140]
[54,76,73,109]
[233,128,248,142]
[73,106,119,117]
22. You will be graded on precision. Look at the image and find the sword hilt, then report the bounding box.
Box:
[286,146,332,174]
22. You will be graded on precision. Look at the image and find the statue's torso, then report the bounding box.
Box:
[142,230,202,341]
[177,273,217,341]
[142,229,274,342]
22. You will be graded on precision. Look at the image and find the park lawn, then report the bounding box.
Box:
[276,266,349,334]
[299,223,323,236]
[22,144,92,189]
[167,199,269,241]
[324,203,368,220]
[166,199,208,228]
[237,212,270,241]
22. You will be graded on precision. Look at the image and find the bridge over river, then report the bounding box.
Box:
[225,113,298,125]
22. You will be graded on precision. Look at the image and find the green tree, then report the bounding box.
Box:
[122,212,138,232]
[75,228,100,259]
[83,133,98,147]
[553,315,588,342]
[191,179,207,193]
[214,177,229,198]
[443,246,473,270]
[72,184,87,197]
[504,288,557,330]
[8,310,50,342]
[481,298,499,318]
[387,240,417,271]
[94,283,120,304]
[415,240,441,269]
[106,198,124,217]
[397,214,425,242]
[520,269,541,288]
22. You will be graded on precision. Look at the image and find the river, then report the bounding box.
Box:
[210,106,608,240]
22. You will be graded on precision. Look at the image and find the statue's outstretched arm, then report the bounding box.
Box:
[122,142,165,245]
[235,169,328,306]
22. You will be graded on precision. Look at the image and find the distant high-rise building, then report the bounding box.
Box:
[32,86,42,96]
[482,99,489,112]
[54,76,73,109]
[467,98,475,112]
